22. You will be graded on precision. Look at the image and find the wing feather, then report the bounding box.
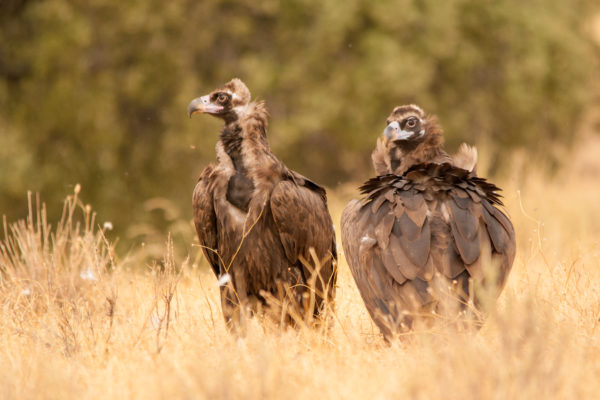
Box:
[375,212,395,250]
[389,233,420,280]
[379,246,408,284]
[192,165,221,277]
[371,189,391,214]
[430,217,466,279]
[448,198,478,240]
[464,221,492,280]
[397,217,431,268]
[396,212,421,241]
[449,216,481,265]
[482,205,509,253]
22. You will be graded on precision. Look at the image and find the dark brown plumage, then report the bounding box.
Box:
[341,105,515,339]
[189,79,337,330]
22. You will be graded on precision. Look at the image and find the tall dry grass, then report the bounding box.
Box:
[1,138,600,399]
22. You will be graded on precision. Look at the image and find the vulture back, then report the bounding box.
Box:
[341,163,516,338]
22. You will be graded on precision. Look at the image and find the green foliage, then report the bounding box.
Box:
[1,0,598,254]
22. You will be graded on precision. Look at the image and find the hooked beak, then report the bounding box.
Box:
[383,121,423,141]
[187,95,224,118]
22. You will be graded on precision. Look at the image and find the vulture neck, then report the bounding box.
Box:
[220,122,247,174]
[218,101,281,184]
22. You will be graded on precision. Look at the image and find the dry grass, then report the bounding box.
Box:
[2,139,600,400]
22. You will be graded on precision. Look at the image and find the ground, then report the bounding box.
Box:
[1,137,600,399]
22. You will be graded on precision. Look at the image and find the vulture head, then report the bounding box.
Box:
[188,78,252,122]
[372,104,447,175]
[382,104,442,148]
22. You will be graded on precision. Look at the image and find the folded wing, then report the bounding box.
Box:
[270,172,338,304]
[341,163,516,335]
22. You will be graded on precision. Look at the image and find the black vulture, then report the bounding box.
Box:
[341,105,516,339]
[188,79,337,331]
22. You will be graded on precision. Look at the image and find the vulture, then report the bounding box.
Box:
[188,79,337,330]
[341,105,516,339]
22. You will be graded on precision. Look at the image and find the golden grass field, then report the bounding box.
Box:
[1,138,600,400]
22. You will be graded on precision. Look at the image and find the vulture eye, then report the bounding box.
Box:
[406,118,417,128]
[217,93,228,103]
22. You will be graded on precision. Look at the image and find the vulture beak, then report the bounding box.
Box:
[187,95,224,118]
[383,121,423,141]
[384,121,404,141]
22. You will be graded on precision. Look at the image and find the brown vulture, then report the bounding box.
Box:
[188,79,337,330]
[341,105,516,339]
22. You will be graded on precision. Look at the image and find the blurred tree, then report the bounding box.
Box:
[1,0,598,256]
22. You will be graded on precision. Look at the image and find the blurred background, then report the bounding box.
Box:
[1,0,599,261]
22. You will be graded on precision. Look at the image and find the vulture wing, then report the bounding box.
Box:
[270,171,337,301]
[341,163,516,335]
[192,165,221,277]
